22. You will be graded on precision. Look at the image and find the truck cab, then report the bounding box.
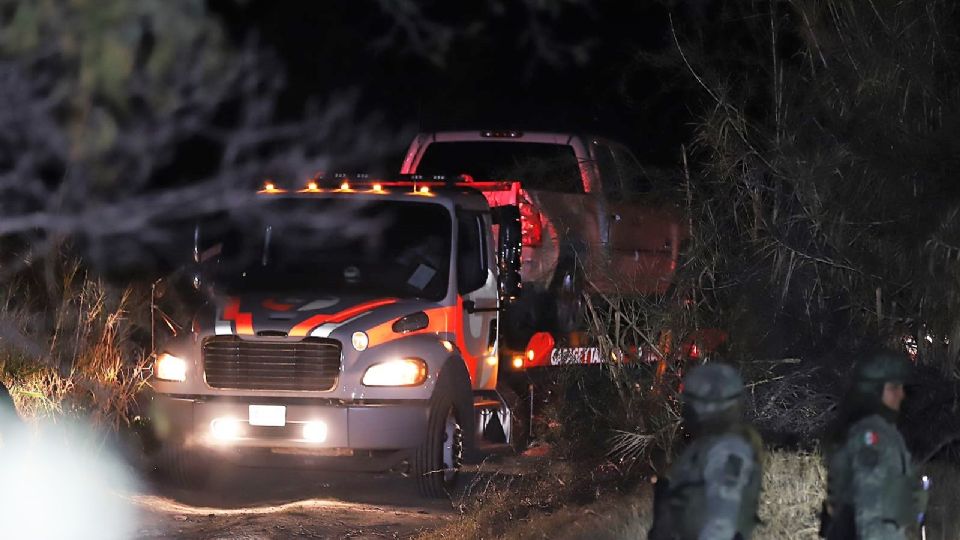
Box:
[147,178,522,497]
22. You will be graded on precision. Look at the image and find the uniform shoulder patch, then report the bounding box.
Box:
[863,431,879,446]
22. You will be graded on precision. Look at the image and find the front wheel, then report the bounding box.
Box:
[415,381,465,498]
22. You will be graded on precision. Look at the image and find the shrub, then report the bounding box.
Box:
[0,258,150,433]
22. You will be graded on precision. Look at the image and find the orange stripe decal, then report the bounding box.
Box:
[262,299,294,312]
[328,298,398,323]
[223,298,254,335]
[365,306,458,348]
[361,300,478,384]
[288,298,398,337]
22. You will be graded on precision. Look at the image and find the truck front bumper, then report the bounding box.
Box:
[149,394,429,452]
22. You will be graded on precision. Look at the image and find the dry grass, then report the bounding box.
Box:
[418,458,653,540]
[918,461,960,540]
[422,451,960,540]
[756,451,824,539]
[0,261,150,433]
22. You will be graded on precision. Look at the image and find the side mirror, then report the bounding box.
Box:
[192,222,224,290]
[491,205,522,304]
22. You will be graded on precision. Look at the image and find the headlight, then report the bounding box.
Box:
[362,358,427,386]
[351,331,369,352]
[155,353,187,382]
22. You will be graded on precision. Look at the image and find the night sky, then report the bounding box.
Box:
[209,1,708,169]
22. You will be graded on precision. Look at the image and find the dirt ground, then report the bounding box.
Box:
[129,456,531,540]
[131,467,456,539]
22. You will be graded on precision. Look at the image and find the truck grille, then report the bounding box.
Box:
[202,336,341,391]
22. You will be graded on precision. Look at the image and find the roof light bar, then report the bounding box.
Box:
[256,173,512,195]
[480,130,523,138]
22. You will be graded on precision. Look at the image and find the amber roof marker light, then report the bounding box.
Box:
[259,180,285,193]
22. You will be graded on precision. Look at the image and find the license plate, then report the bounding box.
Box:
[550,347,601,365]
[248,405,286,427]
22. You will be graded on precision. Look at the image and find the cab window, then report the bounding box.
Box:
[457,213,487,294]
[417,142,584,193]
[611,144,652,196]
[593,142,625,200]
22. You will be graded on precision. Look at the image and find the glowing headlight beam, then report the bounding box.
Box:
[210,418,242,441]
[155,353,187,382]
[362,358,427,386]
[302,421,328,442]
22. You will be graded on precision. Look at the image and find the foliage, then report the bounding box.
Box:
[0,0,405,281]
[0,1,407,429]
[668,0,960,368]
[0,257,150,432]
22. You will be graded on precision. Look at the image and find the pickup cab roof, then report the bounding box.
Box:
[402,130,595,178]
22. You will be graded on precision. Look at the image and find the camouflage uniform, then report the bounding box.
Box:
[821,352,926,540]
[649,363,762,540]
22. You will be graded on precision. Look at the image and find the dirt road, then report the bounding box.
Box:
[131,464,460,539]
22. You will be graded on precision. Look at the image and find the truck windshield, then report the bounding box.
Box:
[204,198,452,301]
[416,141,583,193]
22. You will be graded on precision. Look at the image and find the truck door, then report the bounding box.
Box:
[457,211,499,390]
[596,141,682,295]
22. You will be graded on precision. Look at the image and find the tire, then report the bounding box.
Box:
[415,376,467,498]
[155,446,211,489]
[497,384,530,453]
[550,259,585,335]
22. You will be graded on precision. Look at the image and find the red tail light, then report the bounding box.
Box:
[519,198,542,247]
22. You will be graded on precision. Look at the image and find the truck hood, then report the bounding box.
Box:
[199,293,436,339]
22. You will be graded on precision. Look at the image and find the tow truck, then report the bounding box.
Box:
[147,176,523,497]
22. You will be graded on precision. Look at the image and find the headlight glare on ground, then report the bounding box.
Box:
[302,421,328,442]
[210,418,242,441]
[155,353,187,382]
[362,358,427,386]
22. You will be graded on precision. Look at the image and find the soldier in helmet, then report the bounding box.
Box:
[820,350,928,539]
[649,363,763,540]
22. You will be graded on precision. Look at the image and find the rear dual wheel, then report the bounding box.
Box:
[551,264,585,334]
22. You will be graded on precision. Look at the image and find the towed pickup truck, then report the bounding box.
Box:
[401,131,688,349]
[148,177,523,497]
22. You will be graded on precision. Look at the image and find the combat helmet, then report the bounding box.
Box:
[852,351,912,397]
[682,363,744,416]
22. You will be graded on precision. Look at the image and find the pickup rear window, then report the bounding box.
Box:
[416,142,583,193]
